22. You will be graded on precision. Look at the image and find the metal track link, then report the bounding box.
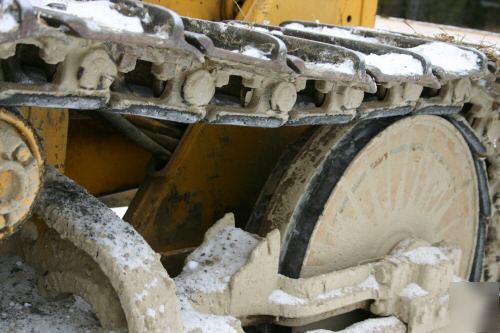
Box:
[0,0,494,127]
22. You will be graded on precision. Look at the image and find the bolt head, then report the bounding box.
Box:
[374,267,391,284]
[14,146,31,163]
[183,70,215,106]
[271,82,297,112]
[315,80,333,94]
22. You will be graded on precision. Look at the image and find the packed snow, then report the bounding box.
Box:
[29,0,144,33]
[0,254,107,332]
[307,316,404,333]
[231,22,271,34]
[358,275,380,291]
[232,45,271,60]
[305,59,355,75]
[283,22,425,77]
[177,296,239,333]
[411,42,480,74]
[399,283,429,298]
[363,53,423,76]
[394,246,449,265]
[316,287,348,301]
[315,275,379,302]
[284,23,378,43]
[175,226,259,294]
[268,290,308,306]
[0,0,18,33]
[174,225,259,332]
[231,22,284,36]
[0,12,17,33]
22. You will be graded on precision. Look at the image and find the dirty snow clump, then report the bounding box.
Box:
[177,297,240,333]
[175,225,259,333]
[306,59,355,75]
[358,275,380,290]
[395,246,449,265]
[363,53,423,76]
[0,0,19,33]
[284,23,378,43]
[29,0,144,33]
[316,287,348,301]
[307,316,404,333]
[399,283,429,298]
[411,42,480,74]
[175,226,259,294]
[268,290,308,306]
[233,45,271,60]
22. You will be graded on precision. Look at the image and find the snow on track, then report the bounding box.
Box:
[175,223,259,333]
[232,45,271,60]
[305,59,356,75]
[283,22,424,77]
[393,246,449,265]
[284,23,378,43]
[307,316,405,333]
[411,42,480,74]
[175,225,259,294]
[0,0,18,33]
[399,283,429,298]
[268,290,308,306]
[363,53,423,76]
[30,0,145,33]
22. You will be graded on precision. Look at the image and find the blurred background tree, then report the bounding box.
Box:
[378,0,500,32]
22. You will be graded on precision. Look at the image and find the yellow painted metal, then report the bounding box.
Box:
[222,0,237,20]
[19,107,150,197]
[237,0,377,27]
[360,0,378,27]
[146,0,378,26]
[20,107,68,172]
[125,124,307,253]
[147,0,224,20]
[64,118,152,196]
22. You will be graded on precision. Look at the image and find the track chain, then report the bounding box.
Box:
[0,0,495,127]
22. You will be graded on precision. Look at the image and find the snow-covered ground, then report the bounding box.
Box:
[0,254,107,333]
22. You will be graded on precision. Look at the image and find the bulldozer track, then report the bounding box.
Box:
[0,0,495,127]
[0,0,498,331]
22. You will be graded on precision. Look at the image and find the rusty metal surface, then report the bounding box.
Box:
[125,123,308,253]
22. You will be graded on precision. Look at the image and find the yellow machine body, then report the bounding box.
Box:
[237,0,377,26]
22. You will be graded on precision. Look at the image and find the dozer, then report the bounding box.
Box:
[0,0,498,332]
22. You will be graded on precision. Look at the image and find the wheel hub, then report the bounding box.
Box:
[0,109,44,239]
